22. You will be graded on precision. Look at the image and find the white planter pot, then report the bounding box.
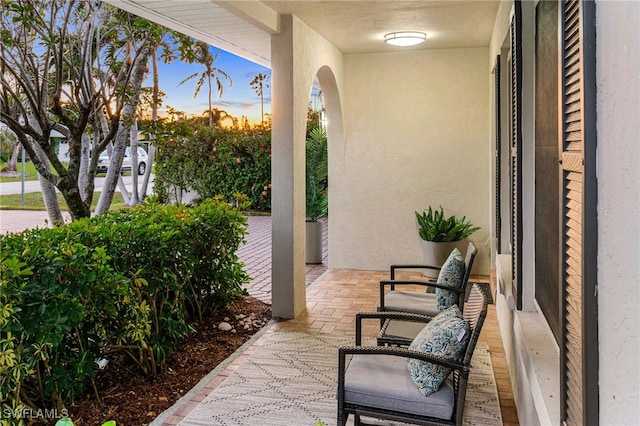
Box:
[306,221,323,264]
[421,240,468,278]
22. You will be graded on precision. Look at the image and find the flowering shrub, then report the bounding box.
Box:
[153,124,272,211]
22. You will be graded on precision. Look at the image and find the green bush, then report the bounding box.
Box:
[153,125,272,211]
[1,240,138,422]
[0,199,249,423]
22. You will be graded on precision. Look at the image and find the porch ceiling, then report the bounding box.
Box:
[104,0,499,68]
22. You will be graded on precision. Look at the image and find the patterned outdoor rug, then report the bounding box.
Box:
[178,331,502,426]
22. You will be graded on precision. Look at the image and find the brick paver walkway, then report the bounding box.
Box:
[238,215,328,303]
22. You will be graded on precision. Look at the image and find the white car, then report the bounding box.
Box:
[97,147,148,175]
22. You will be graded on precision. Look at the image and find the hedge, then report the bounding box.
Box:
[0,199,249,424]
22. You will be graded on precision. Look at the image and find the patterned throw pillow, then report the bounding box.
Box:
[430,304,462,323]
[407,306,470,396]
[435,248,465,310]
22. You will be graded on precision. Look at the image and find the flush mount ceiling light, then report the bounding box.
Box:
[384,31,427,47]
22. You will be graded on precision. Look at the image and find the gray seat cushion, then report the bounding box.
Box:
[383,290,439,316]
[344,354,454,420]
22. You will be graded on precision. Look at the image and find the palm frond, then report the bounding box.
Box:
[306,127,328,221]
[178,72,199,86]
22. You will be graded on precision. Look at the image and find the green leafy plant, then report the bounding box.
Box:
[0,198,250,417]
[415,206,480,242]
[305,127,328,221]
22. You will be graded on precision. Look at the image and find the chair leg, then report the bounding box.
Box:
[337,409,348,426]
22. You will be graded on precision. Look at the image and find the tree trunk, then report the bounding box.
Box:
[260,93,264,127]
[95,131,129,215]
[78,134,91,203]
[95,111,131,211]
[152,50,159,122]
[138,48,160,200]
[95,42,150,214]
[39,173,64,226]
[1,142,20,173]
[140,144,154,199]
[117,175,131,205]
[208,75,213,127]
[129,121,139,205]
[32,144,64,226]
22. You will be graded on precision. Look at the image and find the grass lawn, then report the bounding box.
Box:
[0,192,126,211]
[0,161,39,182]
[2,161,129,211]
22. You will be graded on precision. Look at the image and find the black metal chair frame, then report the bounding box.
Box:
[378,242,478,311]
[337,284,488,426]
[379,242,478,316]
[374,242,478,346]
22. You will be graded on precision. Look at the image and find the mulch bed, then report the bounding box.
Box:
[62,296,271,425]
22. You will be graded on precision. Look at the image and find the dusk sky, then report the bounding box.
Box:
[146,48,272,125]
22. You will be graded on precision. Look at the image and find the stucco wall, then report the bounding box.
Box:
[596,1,640,422]
[330,48,491,273]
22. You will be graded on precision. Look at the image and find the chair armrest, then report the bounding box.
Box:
[390,264,441,280]
[338,345,467,372]
[379,279,464,310]
[355,311,435,345]
[381,279,440,305]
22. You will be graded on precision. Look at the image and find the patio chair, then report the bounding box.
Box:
[379,242,477,317]
[337,284,488,426]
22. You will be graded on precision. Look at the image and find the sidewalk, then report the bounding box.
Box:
[0,210,72,234]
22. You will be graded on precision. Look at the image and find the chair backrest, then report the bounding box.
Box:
[452,283,488,425]
[456,242,478,310]
[461,283,487,364]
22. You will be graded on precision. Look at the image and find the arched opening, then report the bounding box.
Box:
[305,65,343,271]
[312,66,343,271]
[304,81,328,266]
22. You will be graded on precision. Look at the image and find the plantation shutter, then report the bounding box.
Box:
[559,0,598,424]
[509,2,523,309]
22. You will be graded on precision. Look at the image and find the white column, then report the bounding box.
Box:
[270,15,307,319]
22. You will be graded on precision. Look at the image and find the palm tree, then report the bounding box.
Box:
[178,41,232,127]
[249,73,270,127]
[200,108,238,129]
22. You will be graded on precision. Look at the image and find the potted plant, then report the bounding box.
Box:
[415,206,480,277]
[306,127,328,263]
